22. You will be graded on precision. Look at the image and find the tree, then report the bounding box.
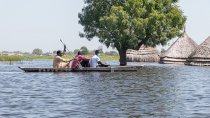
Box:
[80,46,89,55]
[73,49,80,54]
[53,50,57,55]
[32,48,43,55]
[79,0,186,66]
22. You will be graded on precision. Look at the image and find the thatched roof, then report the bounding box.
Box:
[160,33,198,64]
[126,45,160,62]
[185,36,210,66]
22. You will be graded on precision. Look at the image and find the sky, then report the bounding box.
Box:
[0,0,210,53]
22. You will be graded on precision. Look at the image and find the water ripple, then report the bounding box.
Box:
[0,61,210,117]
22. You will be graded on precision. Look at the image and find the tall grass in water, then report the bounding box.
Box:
[0,55,23,64]
[0,55,22,61]
[100,55,119,60]
[0,55,54,62]
[0,55,119,62]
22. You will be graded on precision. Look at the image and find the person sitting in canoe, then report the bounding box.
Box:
[53,45,71,68]
[71,51,90,69]
[89,50,109,68]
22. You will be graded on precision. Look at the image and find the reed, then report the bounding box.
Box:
[0,55,54,61]
[0,55,22,61]
[22,55,54,60]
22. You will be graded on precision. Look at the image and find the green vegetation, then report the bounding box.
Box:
[80,46,89,55]
[32,48,43,55]
[0,55,54,62]
[63,54,119,61]
[0,55,119,62]
[100,55,119,61]
[79,0,186,65]
[0,55,22,61]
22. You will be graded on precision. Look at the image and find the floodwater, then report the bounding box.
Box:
[0,59,210,118]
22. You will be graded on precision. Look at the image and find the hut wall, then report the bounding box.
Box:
[160,57,187,64]
[126,47,160,62]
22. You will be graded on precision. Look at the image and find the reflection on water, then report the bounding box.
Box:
[0,60,210,117]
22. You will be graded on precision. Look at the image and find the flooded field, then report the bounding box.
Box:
[0,60,210,117]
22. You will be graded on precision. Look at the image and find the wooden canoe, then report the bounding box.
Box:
[18,66,143,72]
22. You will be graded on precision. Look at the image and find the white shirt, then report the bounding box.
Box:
[89,55,100,67]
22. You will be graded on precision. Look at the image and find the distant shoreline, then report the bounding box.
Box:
[0,55,119,62]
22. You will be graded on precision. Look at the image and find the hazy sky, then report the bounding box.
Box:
[0,0,210,52]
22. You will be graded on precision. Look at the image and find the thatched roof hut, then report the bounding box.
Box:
[126,45,160,62]
[160,33,198,64]
[185,36,210,66]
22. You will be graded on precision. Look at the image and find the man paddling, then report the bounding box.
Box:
[89,50,109,67]
[53,45,71,68]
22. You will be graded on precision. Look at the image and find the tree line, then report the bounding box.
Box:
[32,46,119,56]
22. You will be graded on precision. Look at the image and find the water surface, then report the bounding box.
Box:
[0,60,210,118]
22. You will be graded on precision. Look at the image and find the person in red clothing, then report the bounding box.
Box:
[71,51,90,69]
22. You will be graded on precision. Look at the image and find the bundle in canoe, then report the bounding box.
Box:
[18,66,143,72]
